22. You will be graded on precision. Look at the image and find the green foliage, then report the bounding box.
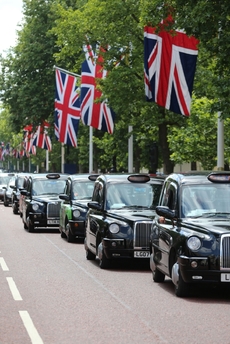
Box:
[1,0,230,173]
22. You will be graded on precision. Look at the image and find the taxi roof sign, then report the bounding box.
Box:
[208,173,230,183]
[46,173,60,179]
[127,174,150,183]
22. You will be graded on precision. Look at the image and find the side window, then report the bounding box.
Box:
[27,179,32,193]
[92,181,104,204]
[64,180,70,196]
[161,181,176,210]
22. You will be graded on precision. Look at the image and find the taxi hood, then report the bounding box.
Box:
[108,208,156,221]
[182,218,230,236]
[32,195,61,202]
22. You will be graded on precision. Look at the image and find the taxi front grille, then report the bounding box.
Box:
[134,221,152,248]
[47,203,60,218]
[220,234,230,270]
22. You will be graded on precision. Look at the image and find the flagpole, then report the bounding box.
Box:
[128,125,133,173]
[53,65,81,78]
[217,112,224,170]
[89,126,93,172]
[61,143,65,173]
[46,150,49,172]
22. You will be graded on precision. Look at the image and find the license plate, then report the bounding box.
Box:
[47,220,59,225]
[134,251,150,258]
[221,273,230,282]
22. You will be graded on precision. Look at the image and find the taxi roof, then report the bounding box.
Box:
[166,171,230,186]
[29,173,69,180]
[96,173,165,184]
[67,173,99,181]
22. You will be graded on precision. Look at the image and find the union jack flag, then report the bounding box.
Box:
[23,128,33,153]
[33,122,52,151]
[54,68,81,147]
[80,45,115,134]
[144,18,199,116]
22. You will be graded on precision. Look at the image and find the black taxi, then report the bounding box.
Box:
[84,173,164,269]
[20,173,69,232]
[59,174,98,242]
[150,171,230,297]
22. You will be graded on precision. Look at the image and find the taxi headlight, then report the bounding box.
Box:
[32,203,39,211]
[109,223,120,234]
[73,209,81,218]
[187,236,201,251]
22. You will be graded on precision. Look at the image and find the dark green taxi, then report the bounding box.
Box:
[59,174,98,242]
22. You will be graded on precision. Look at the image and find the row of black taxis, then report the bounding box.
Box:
[6,170,230,298]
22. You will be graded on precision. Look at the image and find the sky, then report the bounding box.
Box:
[0,0,23,55]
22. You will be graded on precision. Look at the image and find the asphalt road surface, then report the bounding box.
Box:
[1,205,230,344]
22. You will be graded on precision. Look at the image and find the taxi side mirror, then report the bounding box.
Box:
[156,206,176,220]
[88,201,103,211]
[59,194,70,201]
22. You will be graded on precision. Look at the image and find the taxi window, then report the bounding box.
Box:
[106,183,160,210]
[161,181,176,210]
[92,181,104,204]
[72,181,94,200]
[181,184,230,217]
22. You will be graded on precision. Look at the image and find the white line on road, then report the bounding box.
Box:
[19,311,44,344]
[0,257,9,271]
[6,277,23,301]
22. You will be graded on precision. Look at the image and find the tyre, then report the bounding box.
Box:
[99,249,111,269]
[13,204,18,214]
[174,268,190,298]
[28,218,34,233]
[60,229,66,238]
[4,199,9,207]
[86,248,96,260]
[66,222,75,243]
[152,267,165,283]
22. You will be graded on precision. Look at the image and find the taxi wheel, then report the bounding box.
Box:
[66,222,75,243]
[27,218,34,233]
[13,204,18,214]
[153,267,165,283]
[99,250,111,269]
[175,269,190,298]
[86,248,96,260]
[60,229,67,239]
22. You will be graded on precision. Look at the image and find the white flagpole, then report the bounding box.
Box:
[128,125,133,173]
[217,112,224,170]
[89,126,93,172]
[46,150,49,172]
[61,143,65,173]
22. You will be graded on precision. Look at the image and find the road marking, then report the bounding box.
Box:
[0,257,9,271]
[19,311,44,344]
[6,277,23,301]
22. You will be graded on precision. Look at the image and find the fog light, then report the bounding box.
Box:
[191,260,198,268]
[192,276,202,280]
[112,241,117,247]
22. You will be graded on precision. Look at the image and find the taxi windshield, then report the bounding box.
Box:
[106,183,162,210]
[181,184,230,218]
[32,179,66,196]
[72,181,94,200]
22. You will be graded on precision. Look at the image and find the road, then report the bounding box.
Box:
[0,205,230,344]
